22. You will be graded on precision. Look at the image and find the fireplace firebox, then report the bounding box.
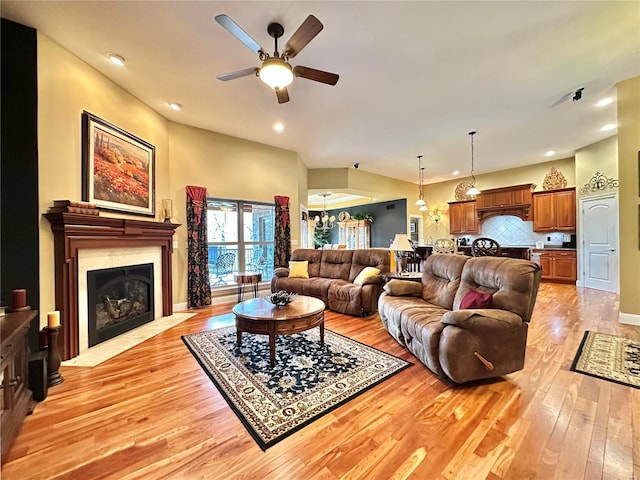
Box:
[87,263,154,347]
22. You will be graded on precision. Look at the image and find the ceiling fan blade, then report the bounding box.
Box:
[216,67,258,81]
[215,14,263,54]
[276,87,290,104]
[293,65,339,85]
[283,15,323,58]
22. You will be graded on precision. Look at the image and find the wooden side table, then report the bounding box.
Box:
[233,271,262,303]
[381,271,423,283]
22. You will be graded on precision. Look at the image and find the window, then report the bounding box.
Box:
[207,198,274,288]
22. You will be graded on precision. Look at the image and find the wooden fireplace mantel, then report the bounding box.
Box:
[43,213,180,360]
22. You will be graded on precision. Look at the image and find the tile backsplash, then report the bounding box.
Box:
[459,215,567,246]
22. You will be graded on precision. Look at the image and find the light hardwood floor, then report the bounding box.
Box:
[2,283,639,479]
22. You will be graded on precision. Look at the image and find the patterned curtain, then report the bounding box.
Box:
[274,195,291,268]
[186,185,211,308]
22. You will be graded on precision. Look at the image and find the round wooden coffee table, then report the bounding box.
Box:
[232,295,325,368]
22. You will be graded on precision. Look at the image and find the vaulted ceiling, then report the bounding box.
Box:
[3,1,638,194]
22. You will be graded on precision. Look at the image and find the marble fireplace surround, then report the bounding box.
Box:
[44,213,179,360]
[78,247,162,354]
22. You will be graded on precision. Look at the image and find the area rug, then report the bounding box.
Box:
[570,331,640,389]
[182,325,411,450]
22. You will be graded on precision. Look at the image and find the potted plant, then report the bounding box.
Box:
[350,213,374,223]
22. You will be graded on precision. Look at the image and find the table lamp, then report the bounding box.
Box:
[390,233,414,275]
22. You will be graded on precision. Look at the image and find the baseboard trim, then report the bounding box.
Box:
[619,311,640,326]
[173,302,188,312]
[175,284,271,311]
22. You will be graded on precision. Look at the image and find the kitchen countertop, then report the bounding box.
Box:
[417,244,576,250]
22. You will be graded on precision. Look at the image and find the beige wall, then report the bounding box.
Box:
[307,167,422,226]
[575,136,618,195]
[37,33,170,327]
[168,122,302,303]
[617,76,640,319]
[35,31,638,318]
[422,157,576,238]
[37,32,305,310]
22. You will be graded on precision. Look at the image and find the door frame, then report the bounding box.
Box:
[409,215,423,244]
[578,191,619,292]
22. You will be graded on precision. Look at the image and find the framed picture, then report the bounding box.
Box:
[82,111,155,216]
[410,223,416,233]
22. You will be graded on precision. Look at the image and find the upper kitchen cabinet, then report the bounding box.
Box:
[475,183,535,222]
[448,200,478,234]
[532,187,576,232]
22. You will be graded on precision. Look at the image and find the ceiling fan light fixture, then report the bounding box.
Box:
[259,58,294,90]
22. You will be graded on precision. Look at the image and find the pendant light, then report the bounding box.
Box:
[466,131,481,196]
[415,155,426,207]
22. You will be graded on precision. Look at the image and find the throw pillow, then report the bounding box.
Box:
[353,266,381,285]
[288,260,309,278]
[459,288,493,309]
[383,280,423,296]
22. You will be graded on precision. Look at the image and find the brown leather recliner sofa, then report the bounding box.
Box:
[378,253,541,384]
[271,248,390,316]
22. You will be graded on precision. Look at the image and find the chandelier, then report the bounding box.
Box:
[314,193,336,231]
[466,131,481,196]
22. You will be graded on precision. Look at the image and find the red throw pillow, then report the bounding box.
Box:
[460,288,493,309]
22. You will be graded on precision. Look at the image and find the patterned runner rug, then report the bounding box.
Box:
[570,331,640,389]
[182,325,411,450]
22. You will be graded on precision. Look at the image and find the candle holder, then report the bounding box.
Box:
[161,198,173,223]
[45,326,64,387]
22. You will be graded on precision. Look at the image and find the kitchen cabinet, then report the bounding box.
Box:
[532,188,576,232]
[338,220,370,249]
[448,200,478,234]
[533,249,576,282]
[1,310,37,458]
[475,183,535,222]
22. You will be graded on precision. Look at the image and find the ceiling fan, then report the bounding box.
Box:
[215,14,339,104]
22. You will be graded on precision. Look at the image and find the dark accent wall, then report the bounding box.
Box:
[311,198,408,248]
[1,19,40,351]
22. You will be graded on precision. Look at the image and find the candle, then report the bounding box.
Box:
[12,289,26,309]
[47,311,61,328]
[161,198,173,221]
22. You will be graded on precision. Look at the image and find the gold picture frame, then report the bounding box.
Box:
[82,111,155,216]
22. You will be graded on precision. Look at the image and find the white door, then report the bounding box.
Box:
[581,194,619,292]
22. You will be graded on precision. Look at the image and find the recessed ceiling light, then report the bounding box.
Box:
[107,53,125,66]
[452,170,460,176]
[273,122,284,133]
[169,102,182,111]
[545,150,555,157]
[596,98,613,107]
[600,123,616,132]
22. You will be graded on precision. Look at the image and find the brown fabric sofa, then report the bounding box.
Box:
[271,248,390,316]
[378,253,541,384]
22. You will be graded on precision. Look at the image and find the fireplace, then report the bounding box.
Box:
[43,214,179,360]
[87,263,154,347]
